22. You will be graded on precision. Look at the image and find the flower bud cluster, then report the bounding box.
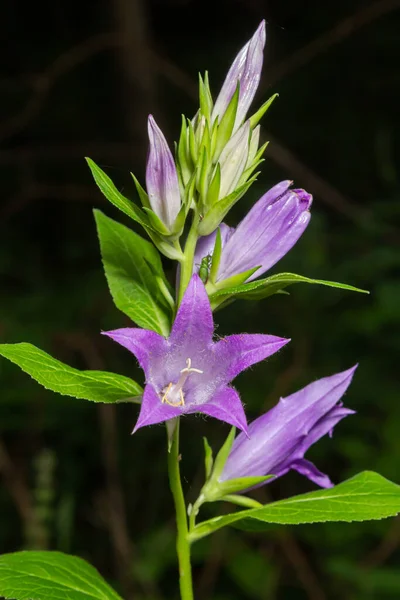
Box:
[130,20,286,259]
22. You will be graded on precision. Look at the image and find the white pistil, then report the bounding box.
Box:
[161,358,203,406]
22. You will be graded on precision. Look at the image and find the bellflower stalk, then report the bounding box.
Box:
[194,180,312,285]
[104,274,289,433]
[212,20,266,132]
[220,366,357,490]
[146,115,181,230]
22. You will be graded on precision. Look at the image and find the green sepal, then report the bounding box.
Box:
[145,228,184,261]
[253,140,270,164]
[142,207,171,236]
[209,272,370,305]
[213,84,240,160]
[203,437,214,480]
[218,475,274,497]
[210,117,219,159]
[131,172,151,209]
[177,115,192,185]
[198,173,259,236]
[220,495,263,509]
[86,158,154,231]
[183,170,197,212]
[170,201,188,239]
[209,227,222,284]
[187,118,198,164]
[210,427,236,480]
[197,146,211,206]
[213,265,261,292]
[249,93,279,129]
[199,71,213,122]
[239,157,265,186]
[206,164,221,208]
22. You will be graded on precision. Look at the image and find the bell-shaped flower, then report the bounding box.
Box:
[212,21,266,133]
[220,366,357,489]
[104,275,289,433]
[194,180,312,284]
[146,115,181,230]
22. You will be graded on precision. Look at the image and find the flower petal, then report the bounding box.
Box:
[221,366,357,484]
[191,386,248,433]
[169,274,214,352]
[218,184,312,281]
[102,328,167,375]
[133,384,182,432]
[212,21,266,131]
[291,459,333,489]
[219,121,250,198]
[214,333,290,381]
[146,115,181,228]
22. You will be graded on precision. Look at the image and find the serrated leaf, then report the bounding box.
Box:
[210,272,369,305]
[94,210,172,335]
[0,551,122,600]
[190,472,400,541]
[0,343,142,404]
[86,158,153,231]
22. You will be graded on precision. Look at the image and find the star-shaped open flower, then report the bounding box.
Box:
[104,275,289,433]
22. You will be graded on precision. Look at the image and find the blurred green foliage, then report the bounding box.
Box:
[1,0,399,598]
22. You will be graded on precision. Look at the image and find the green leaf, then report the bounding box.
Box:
[190,472,400,542]
[210,272,369,305]
[0,343,142,404]
[94,210,172,336]
[86,158,153,231]
[0,551,123,600]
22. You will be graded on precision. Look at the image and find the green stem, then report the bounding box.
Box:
[168,420,194,600]
[177,213,200,305]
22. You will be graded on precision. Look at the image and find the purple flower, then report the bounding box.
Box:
[220,366,357,489]
[212,21,266,133]
[104,275,289,433]
[194,181,312,283]
[146,115,181,229]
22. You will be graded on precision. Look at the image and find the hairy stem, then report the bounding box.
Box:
[168,420,194,600]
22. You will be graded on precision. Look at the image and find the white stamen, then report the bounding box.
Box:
[161,358,203,406]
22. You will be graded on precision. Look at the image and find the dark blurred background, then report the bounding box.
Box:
[1,0,400,598]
